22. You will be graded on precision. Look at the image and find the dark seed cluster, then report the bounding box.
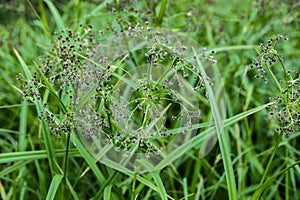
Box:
[18,24,104,139]
[42,26,99,89]
[42,109,72,138]
[248,34,299,137]
[249,34,288,83]
[268,74,300,137]
[19,21,214,158]
[17,72,41,102]
[198,47,217,64]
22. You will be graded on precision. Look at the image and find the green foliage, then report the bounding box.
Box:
[0,0,299,199]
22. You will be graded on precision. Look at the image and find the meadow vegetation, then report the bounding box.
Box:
[0,1,299,199]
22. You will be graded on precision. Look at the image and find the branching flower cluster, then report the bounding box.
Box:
[249,35,299,137]
[269,75,300,136]
[18,21,216,159]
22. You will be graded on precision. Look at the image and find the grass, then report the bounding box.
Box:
[0,0,299,199]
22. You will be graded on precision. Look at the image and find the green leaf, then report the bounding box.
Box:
[151,172,168,200]
[0,149,80,163]
[193,48,237,200]
[252,160,300,200]
[43,0,65,29]
[103,185,112,200]
[46,174,63,200]
[0,160,31,176]
[71,132,106,184]
[18,102,28,151]
[65,177,80,200]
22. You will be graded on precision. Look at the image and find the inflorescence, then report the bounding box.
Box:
[18,20,216,158]
[249,34,299,137]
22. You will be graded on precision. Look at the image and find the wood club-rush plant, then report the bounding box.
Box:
[17,23,226,174]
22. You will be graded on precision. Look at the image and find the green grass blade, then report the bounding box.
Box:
[0,129,20,134]
[0,160,31,176]
[71,132,106,184]
[210,45,257,52]
[65,177,80,200]
[46,174,63,200]
[26,0,51,37]
[0,149,80,163]
[183,177,188,200]
[157,0,168,25]
[0,103,34,109]
[151,172,167,200]
[43,0,65,29]
[18,102,28,151]
[134,175,174,200]
[193,48,237,200]
[103,185,112,200]
[252,160,300,200]
[87,0,112,18]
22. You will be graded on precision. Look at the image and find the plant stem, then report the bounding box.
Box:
[157,0,168,25]
[193,48,237,200]
[276,55,288,84]
[265,65,282,92]
[254,133,283,199]
[63,132,71,177]
[285,148,289,200]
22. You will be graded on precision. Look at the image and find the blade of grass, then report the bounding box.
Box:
[26,0,51,38]
[18,102,28,151]
[252,160,300,200]
[0,129,20,134]
[156,0,168,25]
[0,103,34,109]
[151,171,168,200]
[135,159,168,199]
[182,177,188,200]
[92,171,119,200]
[46,174,63,200]
[65,177,80,200]
[103,185,112,200]
[86,0,112,18]
[209,45,258,52]
[133,173,176,200]
[71,132,106,184]
[0,149,80,163]
[0,160,31,176]
[28,134,47,197]
[43,0,65,29]
[193,48,237,200]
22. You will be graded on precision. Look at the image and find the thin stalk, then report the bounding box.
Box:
[277,55,288,84]
[132,173,137,194]
[265,65,282,92]
[285,148,289,200]
[193,48,237,200]
[63,132,71,177]
[18,102,28,151]
[254,133,283,199]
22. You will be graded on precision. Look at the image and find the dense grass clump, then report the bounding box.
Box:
[0,1,299,200]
